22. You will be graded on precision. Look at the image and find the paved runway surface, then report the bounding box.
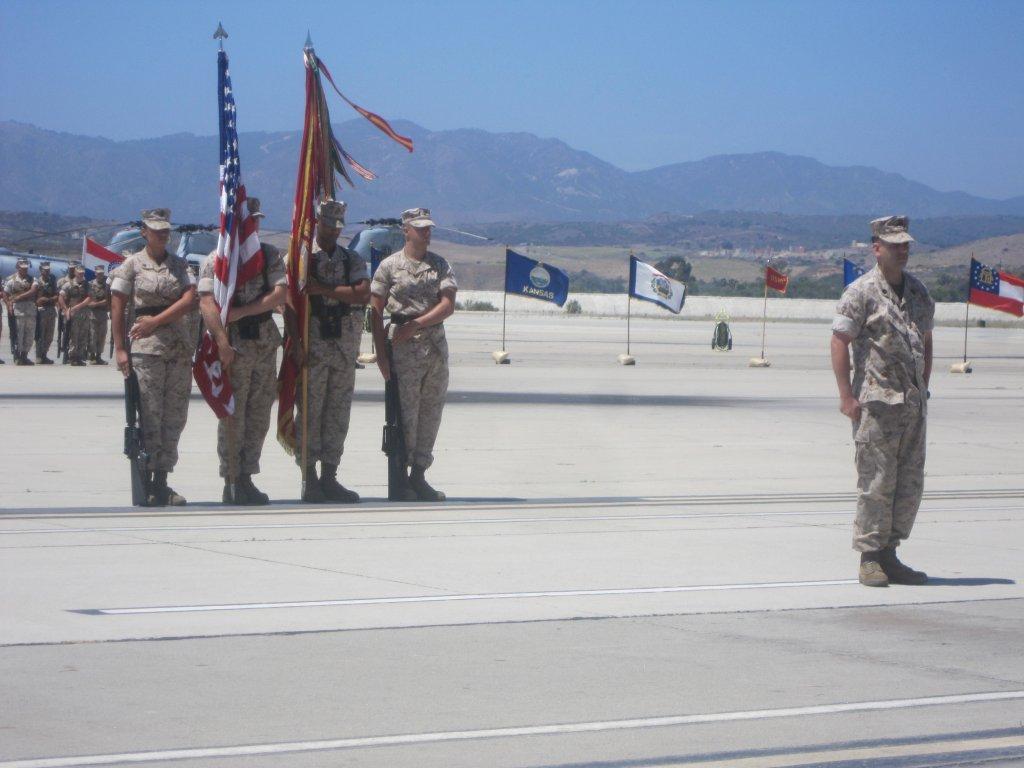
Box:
[2,315,1022,766]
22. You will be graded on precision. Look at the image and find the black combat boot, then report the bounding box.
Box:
[302,464,327,503]
[153,470,186,506]
[879,547,928,585]
[409,466,446,502]
[239,474,270,506]
[39,356,54,364]
[222,477,249,505]
[858,551,889,587]
[21,355,34,365]
[144,471,160,507]
[319,463,360,503]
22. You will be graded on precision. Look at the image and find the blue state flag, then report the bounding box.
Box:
[843,258,866,286]
[505,248,569,307]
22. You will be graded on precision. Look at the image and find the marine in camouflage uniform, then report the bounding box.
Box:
[198,207,288,506]
[55,261,79,363]
[370,207,457,501]
[831,215,934,587]
[110,208,196,506]
[3,258,38,365]
[59,267,91,366]
[293,200,369,503]
[87,265,111,364]
[33,261,59,363]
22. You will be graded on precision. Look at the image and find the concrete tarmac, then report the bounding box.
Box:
[1,314,1022,767]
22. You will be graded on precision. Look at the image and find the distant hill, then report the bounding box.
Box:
[2,119,1023,227]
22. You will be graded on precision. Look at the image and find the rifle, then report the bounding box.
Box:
[7,310,19,359]
[381,339,409,501]
[56,309,65,354]
[123,363,150,506]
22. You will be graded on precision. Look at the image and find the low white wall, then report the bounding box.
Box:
[457,291,1022,326]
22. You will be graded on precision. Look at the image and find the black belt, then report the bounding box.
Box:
[389,313,420,326]
[135,305,171,317]
[233,310,273,324]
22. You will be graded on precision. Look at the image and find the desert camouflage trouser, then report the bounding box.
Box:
[219,338,279,477]
[35,307,56,360]
[133,352,192,472]
[852,402,927,552]
[295,318,361,467]
[11,307,35,358]
[392,329,449,470]
[89,314,108,357]
[66,312,90,361]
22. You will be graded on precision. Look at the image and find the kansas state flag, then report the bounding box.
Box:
[629,255,685,314]
[505,249,569,307]
[843,258,867,286]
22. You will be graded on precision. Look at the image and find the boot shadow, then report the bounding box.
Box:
[922,577,1016,586]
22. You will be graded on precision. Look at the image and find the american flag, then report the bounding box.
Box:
[213,48,263,321]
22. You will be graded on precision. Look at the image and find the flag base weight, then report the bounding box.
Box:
[617,354,636,366]
[950,361,973,374]
[492,350,511,364]
[748,357,771,368]
[357,352,377,365]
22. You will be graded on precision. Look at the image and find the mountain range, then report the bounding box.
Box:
[2,119,1023,228]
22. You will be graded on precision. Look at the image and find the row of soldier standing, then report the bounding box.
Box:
[108,203,455,507]
[1,257,111,366]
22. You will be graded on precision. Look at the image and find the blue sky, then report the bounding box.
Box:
[2,0,1022,198]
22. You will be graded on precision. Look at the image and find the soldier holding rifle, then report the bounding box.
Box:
[86,265,111,364]
[110,208,196,506]
[370,207,457,502]
[60,266,92,366]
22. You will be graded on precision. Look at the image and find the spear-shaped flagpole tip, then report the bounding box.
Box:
[214,22,228,50]
[304,31,314,52]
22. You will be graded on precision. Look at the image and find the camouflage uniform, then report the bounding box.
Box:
[295,243,368,467]
[33,271,59,361]
[60,276,91,363]
[110,249,195,472]
[87,275,111,360]
[371,249,457,470]
[198,247,287,478]
[833,265,935,553]
[3,272,37,359]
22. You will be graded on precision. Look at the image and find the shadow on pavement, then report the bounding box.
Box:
[924,577,1016,586]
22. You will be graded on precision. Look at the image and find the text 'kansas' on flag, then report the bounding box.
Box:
[970,257,1024,317]
[629,255,685,314]
[504,249,570,307]
[843,258,867,287]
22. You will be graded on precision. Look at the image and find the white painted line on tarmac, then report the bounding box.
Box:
[2,690,1022,767]
[3,504,1016,536]
[82,579,858,615]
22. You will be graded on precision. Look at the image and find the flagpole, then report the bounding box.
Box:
[760,270,768,359]
[626,295,631,356]
[492,245,510,363]
[950,255,973,373]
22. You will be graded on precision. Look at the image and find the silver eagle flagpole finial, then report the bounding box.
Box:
[214,22,228,50]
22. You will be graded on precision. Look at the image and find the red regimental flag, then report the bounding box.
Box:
[82,237,124,272]
[316,57,414,153]
[766,265,789,293]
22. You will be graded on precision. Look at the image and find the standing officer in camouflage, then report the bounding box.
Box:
[33,261,59,363]
[198,200,288,505]
[370,207,457,501]
[110,208,196,506]
[831,216,934,587]
[87,265,111,364]
[294,199,369,503]
[4,258,38,365]
[60,266,92,366]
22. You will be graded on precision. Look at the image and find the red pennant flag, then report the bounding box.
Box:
[82,236,124,272]
[192,332,234,419]
[766,265,789,293]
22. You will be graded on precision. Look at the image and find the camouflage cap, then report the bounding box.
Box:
[94,265,106,275]
[141,208,172,231]
[247,197,266,219]
[871,215,914,244]
[16,257,30,267]
[317,199,346,228]
[73,266,85,275]
[40,261,51,269]
[401,207,435,228]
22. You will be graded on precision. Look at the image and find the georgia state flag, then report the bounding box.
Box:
[970,258,1024,317]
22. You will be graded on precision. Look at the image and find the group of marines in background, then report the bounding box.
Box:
[2,257,112,366]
